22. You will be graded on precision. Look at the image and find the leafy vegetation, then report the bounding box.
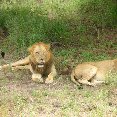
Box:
[0,0,116,48]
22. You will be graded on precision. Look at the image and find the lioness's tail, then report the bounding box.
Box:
[71,69,80,85]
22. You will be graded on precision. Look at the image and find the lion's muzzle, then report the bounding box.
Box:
[37,62,45,68]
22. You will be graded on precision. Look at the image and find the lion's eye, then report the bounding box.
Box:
[35,52,39,54]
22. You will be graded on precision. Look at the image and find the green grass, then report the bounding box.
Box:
[0,0,117,49]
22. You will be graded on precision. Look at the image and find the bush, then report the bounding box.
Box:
[0,0,116,49]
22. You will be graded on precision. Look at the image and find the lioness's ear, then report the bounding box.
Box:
[46,44,51,50]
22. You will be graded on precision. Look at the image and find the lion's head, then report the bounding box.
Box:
[28,42,52,68]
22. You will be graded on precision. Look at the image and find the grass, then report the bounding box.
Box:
[0,74,117,117]
[0,0,117,49]
[0,44,117,117]
[0,0,117,116]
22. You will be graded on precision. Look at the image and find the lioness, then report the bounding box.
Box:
[0,42,57,84]
[71,59,117,86]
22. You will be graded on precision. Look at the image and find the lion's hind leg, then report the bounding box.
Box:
[0,56,30,70]
[72,64,98,86]
[11,65,30,70]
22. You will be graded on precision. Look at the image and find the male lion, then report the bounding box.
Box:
[71,59,117,86]
[0,42,57,84]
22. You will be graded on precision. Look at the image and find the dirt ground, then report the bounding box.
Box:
[0,57,117,117]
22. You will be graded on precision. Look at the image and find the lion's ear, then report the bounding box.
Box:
[46,44,51,50]
[28,46,33,53]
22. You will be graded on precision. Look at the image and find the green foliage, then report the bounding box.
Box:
[79,0,117,27]
[0,0,116,49]
[80,51,110,61]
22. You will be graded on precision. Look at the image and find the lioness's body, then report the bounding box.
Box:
[71,59,117,86]
[0,42,57,83]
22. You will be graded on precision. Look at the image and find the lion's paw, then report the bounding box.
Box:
[32,74,44,83]
[45,77,53,84]
[32,77,44,83]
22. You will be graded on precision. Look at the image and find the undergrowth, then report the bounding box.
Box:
[0,0,116,49]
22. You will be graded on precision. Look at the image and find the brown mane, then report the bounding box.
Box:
[30,56,53,76]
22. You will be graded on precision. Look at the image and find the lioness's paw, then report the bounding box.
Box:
[0,66,2,70]
[45,77,53,84]
[12,67,15,70]
[90,83,96,87]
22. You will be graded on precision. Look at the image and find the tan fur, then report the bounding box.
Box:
[0,42,57,83]
[71,59,117,86]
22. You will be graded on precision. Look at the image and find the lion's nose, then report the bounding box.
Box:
[40,58,43,61]
[40,59,45,63]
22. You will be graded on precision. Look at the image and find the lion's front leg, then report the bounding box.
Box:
[45,73,54,84]
[45,65,57,84]
[32,73,44,83]
[30,65,44,83]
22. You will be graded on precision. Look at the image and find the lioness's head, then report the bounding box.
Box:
[28,42,51,68]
